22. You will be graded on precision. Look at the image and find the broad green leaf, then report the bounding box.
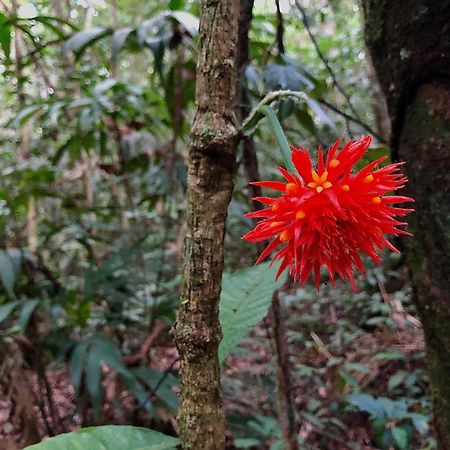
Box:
[0,12,11,62]
[17,299,39,330]
[23,425,180,450]
[391,426,408,449]
[346,394,385,419]
[0,301,18,324]
[170,11,199,36]
[64,27,111,55]
[219,262,284,363]
[112,27,134,61]
[133,367,179,412]
[70,336,151,420]
[9,104,43,128]
[86,340,103,420]
[409,413,429,435]
[263,63,313,92]
[169,0,185,10]
[70,339,91,397]
[0,249,16,297]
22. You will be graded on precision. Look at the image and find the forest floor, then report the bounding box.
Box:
[0,257,434,450]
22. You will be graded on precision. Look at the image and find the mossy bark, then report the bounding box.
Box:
[401,81,450,448]
[173,1,239,449]
[363,1,450,446]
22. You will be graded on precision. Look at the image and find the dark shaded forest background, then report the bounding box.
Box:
[1,0,449,449]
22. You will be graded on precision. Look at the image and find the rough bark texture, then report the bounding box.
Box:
[173,1,240,449]
[363,2,450,446]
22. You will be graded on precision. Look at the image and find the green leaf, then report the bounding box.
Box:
[169,0,185,10]
[64,27,111,56]
[304,97,337,132]
[23,425,180,450]
[391,426,408,450]
[0,301,18,324]
[346,394,385,419]
[0,12,11,62]
[86,340,103,420]
[111,27,134,62]
[17,299,39,331]
[70,339,91,397]
[0,249,16,298]
[10,104,43,128]
[373,351,405,361]
[263,63,313,92]
[170,11,199,36]
[219,262,284,363]
[260,106,295,172]
[409,413,429,435]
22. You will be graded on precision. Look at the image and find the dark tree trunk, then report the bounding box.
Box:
[173,1,240,449]
[363,2,450,447]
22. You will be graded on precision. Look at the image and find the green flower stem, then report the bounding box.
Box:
[261,105,295,172]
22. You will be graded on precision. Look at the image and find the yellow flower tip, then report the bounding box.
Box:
[329,159,340,168]
[323,181,332,189]
[285,182,298,193]
[311,171,320,184]
[316,186,324,193]
[363,174,374,184]
[270,221,283,228]
[279,229,292,242]
[272,203,280,212]
[342,184,350,192]
[307,182,317,189]
[372,196,382,204]
[319,171,328,184]
[296,209,306,219]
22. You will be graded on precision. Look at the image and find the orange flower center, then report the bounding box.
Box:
[363,174,374,183]
[329,159,340,168]
[279,229,292,242]
[285,182,298,193]
[296,209,306,219]
[307,171,332,193]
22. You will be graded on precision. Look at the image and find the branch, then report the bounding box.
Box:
[275,0,285,55]
[293,1,363,123]
[242,89,387,144]
[319,99,387,143]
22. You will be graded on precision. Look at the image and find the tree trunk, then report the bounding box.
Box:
[173,1,240,449]
[363,2,450,447]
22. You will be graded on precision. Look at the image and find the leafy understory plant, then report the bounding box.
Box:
[23,425,180,450]
[346,394,429,450]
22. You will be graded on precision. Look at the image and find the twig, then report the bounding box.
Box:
[242,89,308,132]
[293,0,361,122]
[319,99,387,143]
[124,321,167,366]
[269,285,298,450]
[310,332,332,360]
[133,356,179,412]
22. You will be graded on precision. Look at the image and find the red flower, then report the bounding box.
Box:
[242,136,414,289]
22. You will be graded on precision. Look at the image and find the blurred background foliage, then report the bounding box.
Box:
[0,0,434,448]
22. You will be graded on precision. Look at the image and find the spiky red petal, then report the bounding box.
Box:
[242,136,414,290]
